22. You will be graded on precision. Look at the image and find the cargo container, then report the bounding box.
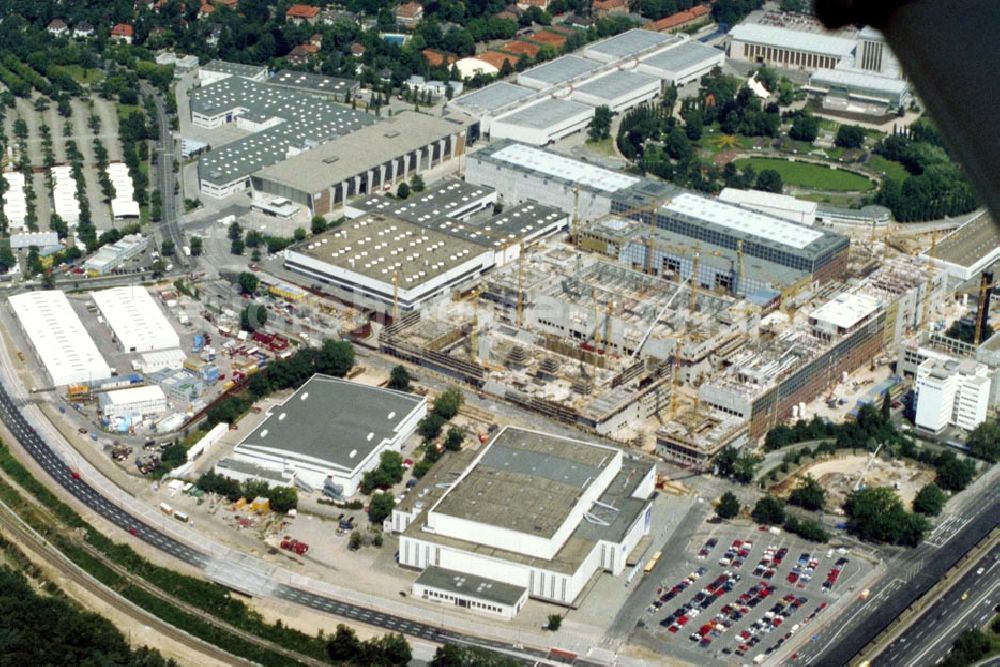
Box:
[159,503,173,515]
[202,366,220,384]
[174,511,189,523]
[192,334,205,353]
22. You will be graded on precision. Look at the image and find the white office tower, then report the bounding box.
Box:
[915,357,991,432]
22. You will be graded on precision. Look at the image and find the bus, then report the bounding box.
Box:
[644,550,662,574]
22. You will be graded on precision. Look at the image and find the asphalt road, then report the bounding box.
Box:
[874,543,999,666]
[790,477,1000,666]
[142,82,187,271]
[0,376,544,663]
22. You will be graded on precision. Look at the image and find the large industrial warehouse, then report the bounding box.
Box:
[219,375,427,496]
[637,38,726,85]
[517,55,598,90]
[582,28,680,63]
[394,427,655,617]
[91,286,180,353]
[445,81,538,134]
[250,111,468,217]
[489,98,594,146]
[8,291,112,386]
[570,70,661,112]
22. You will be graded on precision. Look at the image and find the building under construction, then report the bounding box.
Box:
[655,408,749,469]
[699,290,886,441]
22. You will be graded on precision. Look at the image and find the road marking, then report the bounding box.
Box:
[907,578,1000,665]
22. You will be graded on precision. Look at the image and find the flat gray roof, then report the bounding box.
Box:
[194,78,374,185]
[268,69,359,96]
[930,211,1000,268]
[351,180,495,224]
[809,67,908,95]
[519,54,599,86]
[729,23,856,57]
[641,39,723,74]
[235,374,424,472]
[215,458,288,484]
[449,81,536,115]
[433,428,616,538]
[494,97,592,130]
[585,28,678,59]
[253,111,467,193]
[415,567,527,607]
[430,202,567,249]
[574,69,659,101]
[474,140,642,194]
[202,59,267,78]
[290,214,486,287]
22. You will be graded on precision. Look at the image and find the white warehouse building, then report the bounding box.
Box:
[8,291,112,386]
[490,98,594,146]
[2,172,27,231]
[718,188,817,225]
[91,286,180,352]
[394,427,655,618]
[98,385,169,422]
[637,38,726,85]
[219,375,427,496]
[570,69,661,113]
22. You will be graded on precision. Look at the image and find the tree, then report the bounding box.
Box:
[666,126,693,163]
[881,392,891,422]
[237,271,259,295]
[160,238,175,256]
[789,113,820,142]
[733,452,758,484]
[965,419,1000,462]
[369,493,395,523]
[268,486,298,513]
[788,475,825,511]
[751,496,786,525]
[433,387,463,419]
[716,491,740,519]
[683,109,703,141]
[388,365,412,391]
[444,427,464,452]
[411,174,425,192]
[912,483,947,516]
[547,614,562,631]
[311,215,328,235]
[715,446,738,478]
[349,531,362,550]
[755,169,783,193]
[433,644,521,666]
[783,515,829,542]
[326,624,361,662]
[844,487,930,546]
[189,236,203,256]
[396,182,410,199]
[317,339,355,377]
[417,414,446,440]
[228,221,243,240]
[293,227,307,242]
[231,237,245,255]
[588,105,612,142]
[942,628,991,667]
[753,67,778,93]
[934,451,976,492]
[835,124,866,149]
[240,305,267,331]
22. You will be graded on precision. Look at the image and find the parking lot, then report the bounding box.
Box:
[634,520,867,665]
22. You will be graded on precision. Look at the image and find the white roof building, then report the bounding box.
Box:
[51,165,81,225]
[10,231,60,250]
[490,98,594,146]
[98,385,169,421]
[2,172,27,230]
[106,162,141,220]
[91,286,180,352]
[8,291,112,386]
[664,193,824,250]
[718,188,817,226]
[916,357,992,433]
[808,292,881,339]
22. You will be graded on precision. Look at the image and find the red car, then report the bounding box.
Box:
[128,526,138,536]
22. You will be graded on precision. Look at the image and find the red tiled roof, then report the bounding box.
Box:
[200,2,215,13]
[215,0,238,6]
[111,23,134,37]
[650,5,710,31]
[396,2,423,18]
[477,51,519,70]
[285,3,320,19]
[501,40,541,58]
[422,49,457,67]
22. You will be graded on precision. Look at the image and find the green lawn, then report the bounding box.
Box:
[797,192,865,207]
[584,137,616,157]
[60,65,103,85]
[864,155,909,182]
[733,157,875,191]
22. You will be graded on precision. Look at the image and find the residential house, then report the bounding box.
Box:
[395,2,424,29]
[592,0,628,18]
[350,42,367,57]
[649,5,710,32]
[286,3,321,23]
[73,21,95,38]
[47,19,68,37]
[199,3,215,18]
[111,23,134,44]
[516,0,550,9]
[287,43,320,65]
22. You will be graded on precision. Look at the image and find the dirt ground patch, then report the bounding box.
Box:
[794,455,935,510]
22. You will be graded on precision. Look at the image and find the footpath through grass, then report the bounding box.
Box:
[733,157,875,191]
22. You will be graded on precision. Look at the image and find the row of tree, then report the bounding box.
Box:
[195,470,298,512]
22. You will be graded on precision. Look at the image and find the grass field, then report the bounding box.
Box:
[733,157,875,191]
[61,65,103,85]
[864,155,909,182]
[584,137,616,157]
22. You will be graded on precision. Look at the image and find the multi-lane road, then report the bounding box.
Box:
[0,371,544,663]
[142,81,187,271]
[875,543,999,666]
